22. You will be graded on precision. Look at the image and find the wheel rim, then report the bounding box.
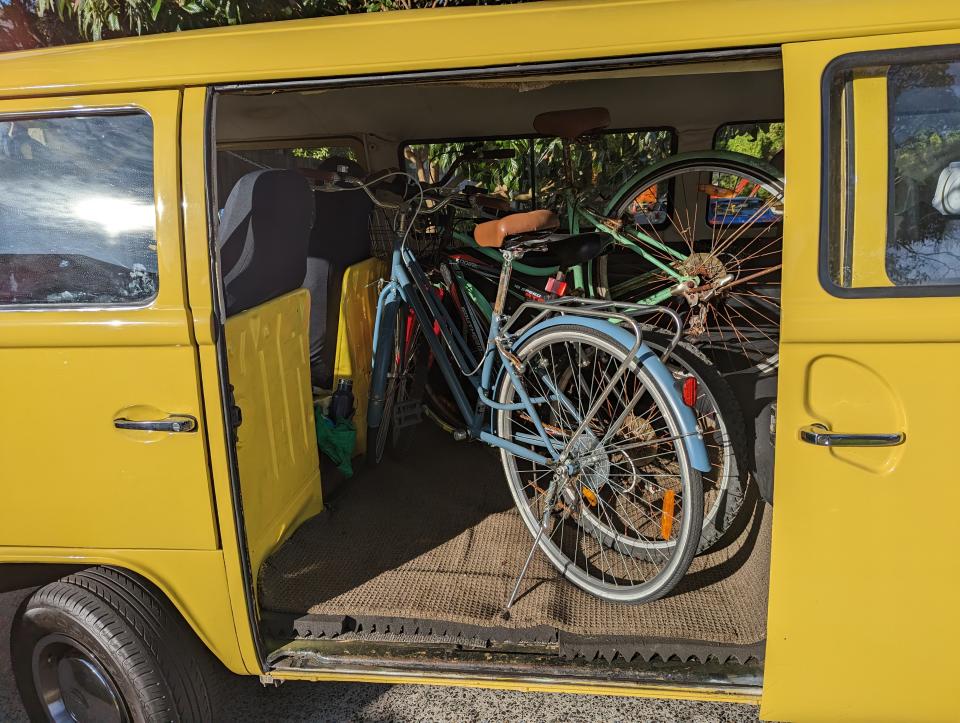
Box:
[608,161,784,371]
[557,336,738,554]
[32,633,129,723]
[497,328,700,603]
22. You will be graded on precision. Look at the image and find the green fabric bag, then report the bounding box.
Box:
[315,413,356,478]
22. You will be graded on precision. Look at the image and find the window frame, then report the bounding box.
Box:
[819,43,960,299]
[0,106,160,311]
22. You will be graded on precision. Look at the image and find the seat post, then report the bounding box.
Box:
[493,250,516,317]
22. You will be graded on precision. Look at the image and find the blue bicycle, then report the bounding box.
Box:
[343,171,710,605]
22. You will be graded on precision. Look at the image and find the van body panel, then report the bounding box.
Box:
[272,668,762,703]
[763,33,960,722]
[332,256,387,455]
[180,86,266,674]
[0,548,247,673]
[224,289,322,579]
[0,1,959,99]
[0,89,219,551]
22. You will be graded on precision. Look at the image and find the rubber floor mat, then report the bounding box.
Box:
[259,425,770,646]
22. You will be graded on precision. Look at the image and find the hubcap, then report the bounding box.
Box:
[33,634,128,723]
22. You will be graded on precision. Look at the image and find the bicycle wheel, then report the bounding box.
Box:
[370,303,424,464]
[423,262,490,434]
[496,324,703,604]
[597,152,784,372]
[640,329,751,553]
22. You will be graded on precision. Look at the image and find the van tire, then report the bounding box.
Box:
[11,566,222,722]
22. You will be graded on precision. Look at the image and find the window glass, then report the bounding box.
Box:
[714,121,785,164]
[402,129,675,215]
[217,144,361,210]
[0,113,157,305]
[709,122,785,228]
[825,54,960,292]
[887,61,960,286]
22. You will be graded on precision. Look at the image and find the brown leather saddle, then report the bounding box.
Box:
[474,210,608,269]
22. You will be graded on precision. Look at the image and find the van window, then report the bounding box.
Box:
[217,144,361,209]
[709,121,785,228]
[0,112,157,306]
[887,60,960,286]
[402,128,675,213]
[824,52,960,293]
[714,121,785,164]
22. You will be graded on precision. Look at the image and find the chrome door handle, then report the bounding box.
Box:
[114,414,197,433]
[799,423,904,447]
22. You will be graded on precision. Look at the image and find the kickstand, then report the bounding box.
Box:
[502,522,546,621]
[502,475,560,621]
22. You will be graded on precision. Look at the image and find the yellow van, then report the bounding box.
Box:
[1,1,959,720]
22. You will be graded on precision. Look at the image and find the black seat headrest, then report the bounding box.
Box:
[309,156,373,265]
[218,169,314,316]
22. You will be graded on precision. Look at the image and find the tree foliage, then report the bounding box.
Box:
[29,0,525,42]
[0,0,80,51]
[404,131,675,212]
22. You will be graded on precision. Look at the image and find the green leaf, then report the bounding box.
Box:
[151,0,164,20]
[183,2,203,13]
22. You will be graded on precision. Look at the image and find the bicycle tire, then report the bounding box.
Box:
[496,323,703,604]
[596,151,784,374]
[632,328,751,554]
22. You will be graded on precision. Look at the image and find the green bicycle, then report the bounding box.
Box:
[438,108,785,374]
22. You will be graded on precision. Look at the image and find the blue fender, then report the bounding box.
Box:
[509,315,711,473]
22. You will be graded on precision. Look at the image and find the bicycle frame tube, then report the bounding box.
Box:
[371,242,557,466]
[574,206,687,274]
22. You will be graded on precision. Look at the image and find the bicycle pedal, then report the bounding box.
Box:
[452,429,468,441]
[392,399,423,429]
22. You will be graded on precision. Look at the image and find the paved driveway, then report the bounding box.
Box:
[0,587,759,722]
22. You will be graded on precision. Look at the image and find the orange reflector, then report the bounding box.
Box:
[660,490,676,540]
[681,376,698,407]
[581,487,598,507]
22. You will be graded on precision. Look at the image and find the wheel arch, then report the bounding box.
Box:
[0,563,87,593]
[0,551,252,676]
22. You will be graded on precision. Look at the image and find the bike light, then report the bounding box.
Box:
[681,376,698,407]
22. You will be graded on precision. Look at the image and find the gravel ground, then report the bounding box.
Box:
[0,587,760,722]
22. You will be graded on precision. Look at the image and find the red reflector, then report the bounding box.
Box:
[681,376,698,407]
[545,276,567,297]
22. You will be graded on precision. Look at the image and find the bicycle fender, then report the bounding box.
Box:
[509,316,711,473]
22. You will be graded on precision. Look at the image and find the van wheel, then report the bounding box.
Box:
[11,566,219,722]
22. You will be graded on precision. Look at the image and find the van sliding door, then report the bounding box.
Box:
[763,32,960,721]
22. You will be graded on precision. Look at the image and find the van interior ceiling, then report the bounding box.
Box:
[212,57,784,684]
